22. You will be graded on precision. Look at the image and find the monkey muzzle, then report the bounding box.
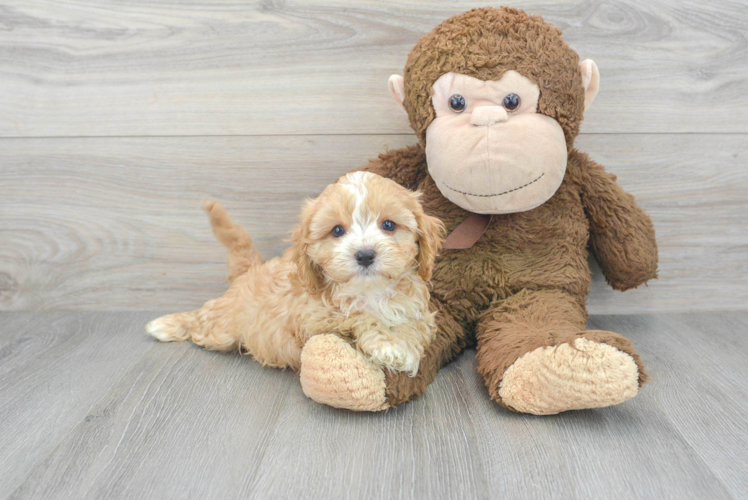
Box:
[425,112,568,214]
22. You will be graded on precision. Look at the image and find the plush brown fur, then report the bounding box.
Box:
[353,7,658,410]
[404,7,584,147]
[364,144,656,409]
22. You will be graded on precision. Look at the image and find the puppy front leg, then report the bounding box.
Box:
[352,318,425,377]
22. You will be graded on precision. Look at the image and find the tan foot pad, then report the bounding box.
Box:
[499,338,639,415]
[300,334,389,412]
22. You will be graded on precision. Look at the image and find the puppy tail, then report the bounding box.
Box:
[203,200,263,281]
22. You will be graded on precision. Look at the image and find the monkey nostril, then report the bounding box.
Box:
[355,249,376,268]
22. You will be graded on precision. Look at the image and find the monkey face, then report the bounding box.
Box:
[423,71,568,214]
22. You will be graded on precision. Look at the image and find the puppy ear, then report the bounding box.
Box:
[413,197,445,282]
[290,200,326,293]
[294,246,326,293]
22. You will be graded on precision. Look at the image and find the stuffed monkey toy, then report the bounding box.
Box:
[299,7,658,415]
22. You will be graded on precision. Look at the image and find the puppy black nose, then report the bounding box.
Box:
[355,249,376,268]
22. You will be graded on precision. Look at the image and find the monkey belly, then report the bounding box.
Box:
[423,177,592,326]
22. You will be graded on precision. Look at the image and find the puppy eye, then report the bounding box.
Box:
[381,220,396,232]
[502,93,521,112]
[448,94,466,113]
[331,225,346,238]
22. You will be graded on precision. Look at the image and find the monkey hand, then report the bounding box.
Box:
[576,153,659,290]
[590,211,659,291]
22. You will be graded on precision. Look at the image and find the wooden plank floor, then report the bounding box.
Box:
[1,2,747,499]
[2,0,747,137]
[2,312,746,500]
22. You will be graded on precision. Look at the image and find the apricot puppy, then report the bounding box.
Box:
[147,172,444,376]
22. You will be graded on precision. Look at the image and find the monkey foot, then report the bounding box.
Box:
[300,334,389,412]
[498,338,640,415]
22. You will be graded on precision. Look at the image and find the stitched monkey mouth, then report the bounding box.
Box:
[443,173,545,198]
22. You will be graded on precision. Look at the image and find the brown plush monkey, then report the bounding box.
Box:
[299,7,658,415]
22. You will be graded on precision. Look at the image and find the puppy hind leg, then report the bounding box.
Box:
[147,305,240,352]
[146,312,198,343]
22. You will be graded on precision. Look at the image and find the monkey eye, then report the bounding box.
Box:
[448,94,466,113]
[381,220,397,232]
[502,93,521,112]
[331,225,346,238]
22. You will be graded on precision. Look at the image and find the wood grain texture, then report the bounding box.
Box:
[4,312,748,499]
[246,362,488,499]
[575,133,748,314]
[1,134,746,313]
[0,312,156,499]
[2,0,746,496]
[1,0,746,137]
[454,318,740,500]
[587,313,748,498]
[10,316,296,500]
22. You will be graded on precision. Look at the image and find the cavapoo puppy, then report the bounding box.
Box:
[147,172,444,376]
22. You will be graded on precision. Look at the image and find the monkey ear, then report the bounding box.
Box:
[579,59,600,111]
[388,75,406,110]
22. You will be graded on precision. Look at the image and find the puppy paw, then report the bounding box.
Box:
[146,314,191,342]
[366,342,420,377]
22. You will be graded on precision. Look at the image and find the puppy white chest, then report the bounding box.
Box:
[337,285,416,327]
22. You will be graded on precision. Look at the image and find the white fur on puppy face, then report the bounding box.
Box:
[295,172,440,374]
[306,172,420,296]
[149,171,442,379]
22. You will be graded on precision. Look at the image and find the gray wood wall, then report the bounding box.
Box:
[1,0,746,313]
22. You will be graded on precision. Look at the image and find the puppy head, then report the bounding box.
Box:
[291,172,444,292]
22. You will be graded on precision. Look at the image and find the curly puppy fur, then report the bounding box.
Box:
[147,172,444,376]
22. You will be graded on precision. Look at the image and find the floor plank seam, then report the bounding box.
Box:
[108,347,201,497]
[6,340,160,499]
[234,369,295,500]
[644,395,737,499]
[451,359,492,500]
[2,312,748,499]
[85,346,197,495]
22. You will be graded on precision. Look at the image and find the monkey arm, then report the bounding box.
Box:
[572,151,658,291]
[356,144,428,191]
